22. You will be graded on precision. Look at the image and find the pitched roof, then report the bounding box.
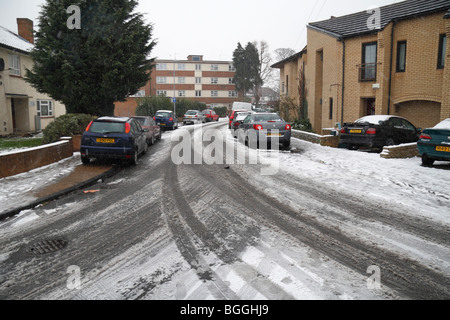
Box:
[0,26,34,54]
[308,0,450,39]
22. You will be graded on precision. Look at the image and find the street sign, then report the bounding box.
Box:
[172,98,177,103]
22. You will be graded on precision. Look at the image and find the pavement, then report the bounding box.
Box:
[0,157,116,220]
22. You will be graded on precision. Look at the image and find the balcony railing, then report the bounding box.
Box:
[358,63,377,82]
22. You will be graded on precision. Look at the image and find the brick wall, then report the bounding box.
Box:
[0,141,73,179]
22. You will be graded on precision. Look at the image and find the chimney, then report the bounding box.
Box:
[17,18,34,44]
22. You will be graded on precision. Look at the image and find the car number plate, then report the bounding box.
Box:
[267,133,282,137]
[436,146,450,152]
[349,129,362,134]
[97,138,115,144]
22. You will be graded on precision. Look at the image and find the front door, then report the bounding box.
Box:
[364,98,376,116]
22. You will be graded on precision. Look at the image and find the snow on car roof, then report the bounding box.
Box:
[356,115,394,124]
[433,118,450,130]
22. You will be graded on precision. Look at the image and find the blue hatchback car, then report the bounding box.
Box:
[154,110,178,130]
[80,117,148,165]
[417,118,450,166]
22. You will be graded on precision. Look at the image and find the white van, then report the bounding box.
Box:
[232,102,253,111]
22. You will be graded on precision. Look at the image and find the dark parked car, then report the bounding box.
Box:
[231,112,253,138]
[239,113,292,149]
[340,115,421,150]
[229,110,249,129]
[132,116,162,145]
[183,110,206,125]
[417,118,450,166]
[81,117,148,165]
[154,110,178,130]
[203,109,219,122]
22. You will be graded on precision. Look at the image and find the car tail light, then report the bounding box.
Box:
[253,124,263,130]
[125,123,131,134]
[85,121,93,132]
[285,124,292,130]
[419,133,432,140]
[366,128,377,135]
[153,117,156,120]
[234,122,240,127]
[195,115,198,118]
[169,117,173,121]
[340,128,346,134]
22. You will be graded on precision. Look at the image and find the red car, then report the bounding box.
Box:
[203,109,219,122]
[229,110,249,129]
[132,116,162,145]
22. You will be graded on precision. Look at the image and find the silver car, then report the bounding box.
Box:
[238,113,292,149]
[183,110,206,125]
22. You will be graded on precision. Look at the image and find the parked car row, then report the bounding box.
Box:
[340,115,450,166]
[230,110,292,149]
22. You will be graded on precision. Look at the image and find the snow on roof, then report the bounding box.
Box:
[433,118,450,129]
[0,26,34,53]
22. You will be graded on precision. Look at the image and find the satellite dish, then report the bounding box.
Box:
[0,58,5,72]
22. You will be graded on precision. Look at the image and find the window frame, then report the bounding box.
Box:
[438,34,447,70]
[37,100,53,117]
[8,54,20,76]
[396,41,407,73]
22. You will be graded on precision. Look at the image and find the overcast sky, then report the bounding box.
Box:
[1,0,404,61]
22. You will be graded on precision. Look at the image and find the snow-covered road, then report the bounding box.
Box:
[0,120,448,301]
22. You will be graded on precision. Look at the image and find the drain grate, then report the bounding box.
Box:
[27,239,68,255]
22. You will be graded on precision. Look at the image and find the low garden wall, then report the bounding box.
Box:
[0,139,73,179]
[291,129,340,148]
[380,142,420,159]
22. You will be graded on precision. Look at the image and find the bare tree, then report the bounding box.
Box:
[274,48,296,62]
[252,41,273,107]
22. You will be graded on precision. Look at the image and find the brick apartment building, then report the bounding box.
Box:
[115,55,240,117]
[273,0,450,133]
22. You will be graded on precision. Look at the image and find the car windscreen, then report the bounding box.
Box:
[134,118,148,126]
[90,121,125,134]
[254,114,282,122]
[155,112,172,118]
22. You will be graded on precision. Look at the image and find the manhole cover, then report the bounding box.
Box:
[27,239,68,255]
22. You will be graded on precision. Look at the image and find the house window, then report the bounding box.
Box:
[195,64,202,71]
[229,91,238,97]
[178,91,186,97]
[211,77,218,84]
[229,78,235,84]
[396,41,407,72]
[156,77,167,84]
[229,64,235,71]
[195,77,202,84]
[329,98,333,120]
[438,34,447,69]
[192,56,201,61]
[196,90,202,97]
[210,64,218,71]
[178,77,185,84]
[156,90,167,96]
[156,63,167,70]
[360,42,377,81]
[8,54,20,76]
[211,91,218,97]
[178,64,186,70]
[130,90,145,97]
[37,100,53,117]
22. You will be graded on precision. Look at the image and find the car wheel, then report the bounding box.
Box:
[130,148,138,165]
[421,154,435,167]
[81,156,90,165]
[283,140,291,149]
[385,138,395,146]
